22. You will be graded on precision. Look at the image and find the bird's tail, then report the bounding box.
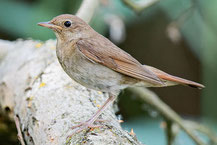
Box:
[144,65,204,89]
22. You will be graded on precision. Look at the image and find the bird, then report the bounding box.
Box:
[38,14,204,134]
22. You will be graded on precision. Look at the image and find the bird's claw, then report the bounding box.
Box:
[67,119,105,138]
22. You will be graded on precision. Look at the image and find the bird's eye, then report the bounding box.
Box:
[64,21,71,27]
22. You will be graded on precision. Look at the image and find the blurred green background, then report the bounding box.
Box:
[0,0,217,145]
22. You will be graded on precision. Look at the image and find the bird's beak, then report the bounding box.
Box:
[37,21,62,30]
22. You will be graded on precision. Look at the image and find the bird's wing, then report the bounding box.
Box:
[76,37,164,86]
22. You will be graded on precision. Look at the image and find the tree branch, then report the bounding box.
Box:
[164,119,173,145]
[127,87,216,145]
[76,0,99,23]
[122,0,160,13]
[184,120,217,144]
[0,39,142,145]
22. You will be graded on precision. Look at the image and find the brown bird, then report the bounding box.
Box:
[38,14,204,134]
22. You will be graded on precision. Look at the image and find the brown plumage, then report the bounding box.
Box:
[76,37,163,86]
[76,37,204,89]
[38,14,204,135]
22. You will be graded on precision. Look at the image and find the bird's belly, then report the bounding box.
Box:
[68,62,128,92]
[59,52,130,92]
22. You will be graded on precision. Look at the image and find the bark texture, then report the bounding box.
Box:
[0,39,142,145]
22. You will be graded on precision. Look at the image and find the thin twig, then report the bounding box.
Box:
[122,0,160,13]
[76,0,99,23]
[184,120,217,144]
[14,115,26,145]
[165,119,173,145]
[127,87,207,145]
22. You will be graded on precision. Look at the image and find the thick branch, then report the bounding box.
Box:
[0,39,142,145]
[76,0,99,23]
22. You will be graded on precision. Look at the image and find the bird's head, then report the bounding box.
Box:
[38,14,91,42]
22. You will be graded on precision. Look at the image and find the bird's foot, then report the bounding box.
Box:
[67,119,105,138]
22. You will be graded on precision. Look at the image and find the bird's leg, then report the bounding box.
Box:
[69,93,116,136]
